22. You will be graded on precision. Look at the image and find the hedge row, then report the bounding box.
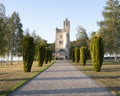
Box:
[38,45,52,67]
[72,35,104,72]
[23,35,53,72]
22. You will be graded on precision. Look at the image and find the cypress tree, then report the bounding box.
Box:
[80,47,87,66]
[23,36,35,72]
[42,45,45,63]
[45,47,49,64]
[48,49,52,62]
[71,48,75,62]
[38,46,42,67]
[75,48,80,63]
[90,35,104,72]
[38,45,45,67]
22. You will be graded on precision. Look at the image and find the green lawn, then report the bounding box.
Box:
[0,61,55,96]
[70,60,120,96]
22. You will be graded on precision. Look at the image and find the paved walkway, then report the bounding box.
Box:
[9,60,114,96]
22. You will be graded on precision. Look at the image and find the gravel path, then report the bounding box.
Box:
[9,60,114,96]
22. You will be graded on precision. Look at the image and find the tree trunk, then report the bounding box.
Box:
[10,53,13,65]
[114,52,117,62]
[7,53,9,64]
[18,56,19,64]
[1,57,2,65]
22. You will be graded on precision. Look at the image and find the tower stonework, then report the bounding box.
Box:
[55,19,70,60]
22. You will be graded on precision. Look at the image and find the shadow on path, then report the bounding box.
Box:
[9,87,111,95]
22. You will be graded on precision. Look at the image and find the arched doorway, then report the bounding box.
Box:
[56,49,66,60]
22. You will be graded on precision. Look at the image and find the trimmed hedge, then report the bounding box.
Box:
[45,47,49,64]
[90,35,104,72]
[71,48,75,62]
[75,48,80,63]
[38,45,45,67]
[48,49,52,63]
[80,47,87,66]
[23,36,35,72]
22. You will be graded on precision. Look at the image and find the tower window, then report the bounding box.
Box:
[59,41,63,45]
[66,23,68,26]
[60,35,62,39]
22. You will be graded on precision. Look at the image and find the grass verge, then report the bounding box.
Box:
[69,60,120,96]
[0,60,55,96]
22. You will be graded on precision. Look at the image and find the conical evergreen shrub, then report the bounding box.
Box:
[48,49,52,62]
[75,48,80,63]
[90,35,104,72]
[80,47,87,66]
[38,45,45,67]
[45,47,49,64]
[71,48,75,62]
[23,36,35,72]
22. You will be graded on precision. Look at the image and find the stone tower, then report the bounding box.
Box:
[55,18,70,60]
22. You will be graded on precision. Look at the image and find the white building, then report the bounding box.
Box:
[55,19,70,60]
[0,3,5,17]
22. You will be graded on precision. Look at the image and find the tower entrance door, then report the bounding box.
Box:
[56,49,66,60]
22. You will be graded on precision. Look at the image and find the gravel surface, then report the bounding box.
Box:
[9,60,115,96]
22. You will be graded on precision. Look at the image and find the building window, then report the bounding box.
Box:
[59,41,63,45]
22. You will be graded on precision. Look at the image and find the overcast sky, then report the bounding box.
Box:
[0,0,109,43]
